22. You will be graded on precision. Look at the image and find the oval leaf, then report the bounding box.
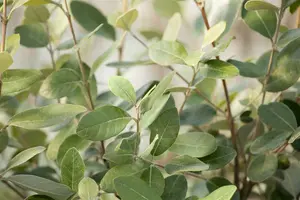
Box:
[199,185,237,200]
[161,175,187,200]
[108,76,136,104]
[199,60,239,79]
[245,0,278,11]
[277,28,300,47]
[78,177,99,200]
[202,21,226,48]
[0,52,13,73]
[116,8,138,30]
[180,104,216,126]
[140,165,165,196]
[163,13,182,41]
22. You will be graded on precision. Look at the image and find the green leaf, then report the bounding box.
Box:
[140,30,163,40]
[25,195,54,200]
[108,76,136,104]
[258,102,297,131]
[152,0,181,18]
[199,60,239,79]
[140,165,165,196]
[228,59,265,78]
[199,146,237,170]
[0,130,8,153]
[15,23,49,48]
[8,104,87,129]
[5,146,45,173]
[288,127,300,143]
[114,176,162,200]
[77,105,131,141]
[106,60,154,68]
[39,68,82,99]
[248,154,278,182]
[5,34,20,55]
[149,97,180,156]
[242,5,277,38]
[57,134,91,165]
[170,132,217,158]
[61,148,85,191]
[24,5,50,23]
[2,69,43,96]
[78,177,99,200]
[46,123,76,160]
[163,13,182,41]
[199,185,237,200]
[70,0,116,40]
[245,0,278,11]
[202,21,226,48]
[149,41,187,66]
[116,8,138,30]
[25,0,51,5]
[180,104,216,126]
[266,37,300,92]
[161,175,187,200]
[165,155,209,174]
[100,163,147,193]
[7,175,74,200]
[277,28,300,47]
[0,52,13,73]
[250,130,291,154]
[15,130,47,148]
[206,177,239,200]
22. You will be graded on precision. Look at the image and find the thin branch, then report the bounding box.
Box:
[179,67,196,113]
[195,0,239,188]
[129,31,148,49]
[0,0,8,96]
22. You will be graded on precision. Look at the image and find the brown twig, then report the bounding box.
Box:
[179,67,197,113]
[0,0,8,96]
[195,1,240,188]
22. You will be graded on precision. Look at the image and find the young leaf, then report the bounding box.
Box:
[39,68,82,99]
[161,175,187,200]
[169,132,217,158]
[199,185,237,200]
[248,154,278,182]
[277,28,300,47]
[76,105,131,141]
[165,155,209,174]
[152,0,181,18]
[5,34,20,55]
[114,176,162,200]
[70,0,116,40]
[140,165,165,196]
[57,135,91,165]
[199,60,239,79]
[108,76,136,104]
[0,52,13,73]
[258,102,297,131]
[5,146,45,173]
[149,41,188,66]
[61,148,85,191]
[180,104,216,126]
[163,13,182,41]
[199,146,237,170]
[24,5,50,23]
[245,0,279,11]
[116,8,138,30]
[250,130,291,154]
[2,69,43,96]
[78,177,99,200]
[202,21,226,48]
[7,175,74,200]
[8,104,87,129]
[15,23,49,48]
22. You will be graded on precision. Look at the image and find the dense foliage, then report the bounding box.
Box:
[1,0,300,199]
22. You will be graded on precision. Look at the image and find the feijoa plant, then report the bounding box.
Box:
[0,0,300,199]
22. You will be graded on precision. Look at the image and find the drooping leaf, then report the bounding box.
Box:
[15,23,49,48]
[7,175,74,200]
[199,146,237,170]
[199,60,239,79]
[277,28,300,47]
[228,59,265,78]
[0,52,13,73]
[24,5,50,23]
[163,13,182,41]
[57,134,91,165]
[149,97,180,156]
[114,176,162,200]
[149,41,187,66]
[258,102,297,131]
[202,21,226,48]
[8,104,86,129]
[61,148,85,191]
[77,105,131,141]
[248,154,278,182]
[199,185,237,200]
[78,177,99,200]
[170,132,217,158]
[116,8,138,30]
[39,68,81,99]
[5,146,45,173]
[245,0,278,11]
[165,155,209,174]
[140,165,165,196]
[180,104,216,126]
[70,0,116,40]
[108,76,136,104]
[2,69,43,96]
[161,175,187,200]
[250,130,291,154]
